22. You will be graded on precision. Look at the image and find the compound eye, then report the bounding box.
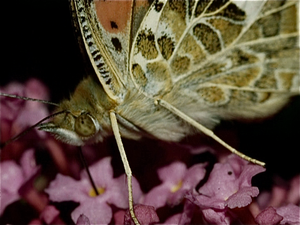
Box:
[75,113,96,137]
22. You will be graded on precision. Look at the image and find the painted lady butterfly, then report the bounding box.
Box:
[1,0,299,224]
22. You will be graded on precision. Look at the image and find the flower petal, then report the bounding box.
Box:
[124,205,159,225]
[45,174,89,203]
[19,149,39,179]
[76,214,91,225]
[81,157,113,187]
[40,205,60,224]
[202,208,231,225]
[277,204,300,225]
[0,161,23,214]
[108,174,143,209]
[198,154,265,208]
[142,185,169,209]
[158,161,186,183]
[72,199,112,225]
[226,186,259,208]
[255,206,283,225]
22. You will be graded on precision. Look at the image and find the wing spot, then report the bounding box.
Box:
[136,29,158,60]
[154,1,164,12]
[169,0,186,21]
[208,18,243,46]
[105,78,111,85]
[111,37,122,52]
[132,64,148,88]
[206,0,229,13]
[110,21,118,29]
[215,2,246,21]
[258,12,281,37]
[157,35,175,60]
[195,0,211,18]
[277,72,295,90]
[197,86,228,105]
[229,90,258,106]
[171,55,191,76]
[193,23,221,54]
[255,73,277,89]
[212,67,261,87]
[228,49,259,67]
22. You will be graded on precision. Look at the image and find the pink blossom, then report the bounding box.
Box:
[45,157,143,224]
[0,79,49,140]
[124,205,159,225]
[287,175,300,204]
[0,80,50,163]
[2,79,298,224]
[161,197,196,225]
[255,206,283,225]
[39,205,60,224]
[76,214,91,225]
[276,204,300,225]
[255,204,300,225]
[142,161,206,208]
[0,149,39,215]
[186,154,265,224]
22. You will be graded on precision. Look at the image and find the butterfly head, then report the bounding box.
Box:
[39,77,114,146]
[39,109,104,146]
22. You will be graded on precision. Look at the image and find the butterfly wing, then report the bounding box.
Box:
[71,0,150,101]
[130,0,299,121]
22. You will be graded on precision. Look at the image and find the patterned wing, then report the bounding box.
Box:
[130,0,299,120]
[70,0,150,100]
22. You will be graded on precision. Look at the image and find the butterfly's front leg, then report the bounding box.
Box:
[109,111,140,225]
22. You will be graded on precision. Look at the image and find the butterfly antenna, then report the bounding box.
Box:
[0,110,66,149]
[78,146,99,196]
[0,92,59,106]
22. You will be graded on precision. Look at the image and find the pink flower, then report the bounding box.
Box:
[255,204,300,225]
[0,79,49,140]
[186,154,266,224]
[76,214,91,225]
[256,175,300,210]
[39,205,60,224]
[165,197,197,224]
[142,161,206,209]
[45,157,143,224]
[0,80,50,162]
[1,79,81,177]
[276,204,300,225]
[255,206,283,224]
[124,205,159,225]
[0,149,39,215]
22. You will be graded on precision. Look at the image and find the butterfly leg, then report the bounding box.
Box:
[110,111,140,225]
[156,99,265,167]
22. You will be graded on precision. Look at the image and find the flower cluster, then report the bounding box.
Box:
[1,80,299,224]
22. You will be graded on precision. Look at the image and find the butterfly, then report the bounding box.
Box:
[1,0,299,224]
